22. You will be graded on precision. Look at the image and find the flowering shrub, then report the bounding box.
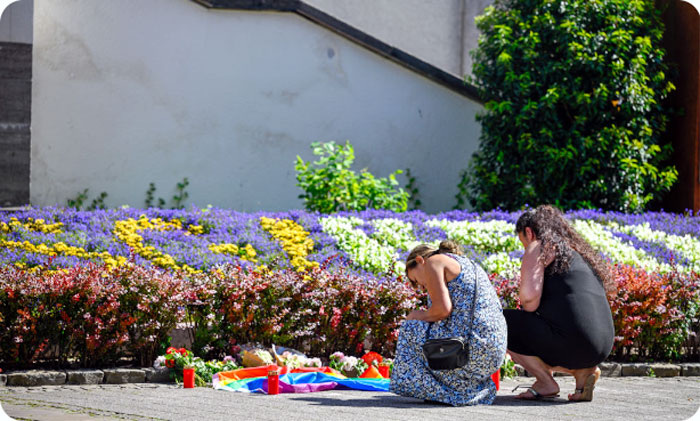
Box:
[0,264,188,368]
[0,262,417,367]
[213,263,419,357]
[609,265,699,361]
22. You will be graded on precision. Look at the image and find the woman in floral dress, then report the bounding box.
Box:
[389,241,507,405]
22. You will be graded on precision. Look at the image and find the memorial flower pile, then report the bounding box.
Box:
[0,206,698,366]
[156,347,393,388]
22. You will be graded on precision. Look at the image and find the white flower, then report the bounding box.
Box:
[341,356,359,372]
[153,355,166,369]
[613,222,699,273]
[426,218,520,253]
[320,216,405,275]
[254,350,274,364]
[482,252,520,278]
[306,357,322,368]
[572,220,662,271]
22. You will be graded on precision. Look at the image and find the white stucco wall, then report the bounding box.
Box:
[461,0,494,77]
[0,0,33,44]
[305,0,493,77]
[31,0,483,213]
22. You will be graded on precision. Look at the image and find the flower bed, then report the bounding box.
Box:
[3,207,699,277]
[0,207,699,366]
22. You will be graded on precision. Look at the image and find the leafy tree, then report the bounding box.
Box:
[295,141,408,213]
[464,0,678,212]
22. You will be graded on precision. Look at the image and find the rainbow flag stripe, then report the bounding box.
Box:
[213,365,390,394]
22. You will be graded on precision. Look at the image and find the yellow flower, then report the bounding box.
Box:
[259,217,317,272]
[188,225,204,235]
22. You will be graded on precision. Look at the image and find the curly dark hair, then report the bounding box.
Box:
[515,205,613,292]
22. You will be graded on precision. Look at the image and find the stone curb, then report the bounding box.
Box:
[0,363,698,387]
[680,363,700,376]
[103,368,146,384]
[0,368,168,387]
[515,362,699,378]
[66,369,104,385]
[144,367,171,383]
[6,370,67,387]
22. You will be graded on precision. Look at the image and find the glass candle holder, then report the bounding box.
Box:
[183,368,195,389]
[267,369,280,395]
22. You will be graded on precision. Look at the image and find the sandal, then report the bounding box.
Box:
[512,384,560,400]
[569,368,601,402]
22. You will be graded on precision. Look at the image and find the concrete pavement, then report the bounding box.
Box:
[0,376,699,421]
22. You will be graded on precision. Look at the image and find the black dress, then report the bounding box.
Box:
[503,251,614,369]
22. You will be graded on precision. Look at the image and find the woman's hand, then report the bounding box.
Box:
[524,240,555,267]
[406,310,427,320]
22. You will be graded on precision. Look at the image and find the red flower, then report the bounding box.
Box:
[165,359,175,368]
[361,351,383,366]
[179,348,188,356]
[166,347,177,355]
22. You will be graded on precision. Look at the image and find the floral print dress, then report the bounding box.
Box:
[389,253,507,406]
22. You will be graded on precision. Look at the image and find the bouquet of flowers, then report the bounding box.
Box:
[155,347,240,386]
[328,352,368,377]
[276,351,322,369]
[361,351,383,367]
[360,351,393,378]
[241,349,274,367]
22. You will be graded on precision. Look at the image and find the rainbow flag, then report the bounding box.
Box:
[213,365,390,394]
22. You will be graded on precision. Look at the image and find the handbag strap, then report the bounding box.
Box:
[425,257,479,341]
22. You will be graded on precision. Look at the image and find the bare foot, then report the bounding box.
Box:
[515,378,560,399]
[568,367,601,402]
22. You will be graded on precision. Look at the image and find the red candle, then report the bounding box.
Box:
[491,370,500,391]
[183,368,195,389]
[267,369,280,395]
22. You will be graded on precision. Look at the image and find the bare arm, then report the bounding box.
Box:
[406,260,453,322]
[519,241,547,312]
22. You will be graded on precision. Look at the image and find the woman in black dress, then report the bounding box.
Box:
[504,205,614,402]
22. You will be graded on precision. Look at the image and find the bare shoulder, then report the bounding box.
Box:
[426,253,453,266]
[427,253,462,280]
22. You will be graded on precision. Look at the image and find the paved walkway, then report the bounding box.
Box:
[0,376,699,421]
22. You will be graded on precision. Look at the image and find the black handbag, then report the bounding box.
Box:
[421,259,478,371]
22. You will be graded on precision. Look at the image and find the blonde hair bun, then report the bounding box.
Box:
[438,240,463,255]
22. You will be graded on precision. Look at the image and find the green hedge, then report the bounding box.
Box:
[465,0,677,212]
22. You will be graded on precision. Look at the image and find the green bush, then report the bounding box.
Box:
[295,141,409,213]
[465,0,678,212]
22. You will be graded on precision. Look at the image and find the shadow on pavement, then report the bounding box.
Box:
[288,393,571,408]
[492,395,571,406]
